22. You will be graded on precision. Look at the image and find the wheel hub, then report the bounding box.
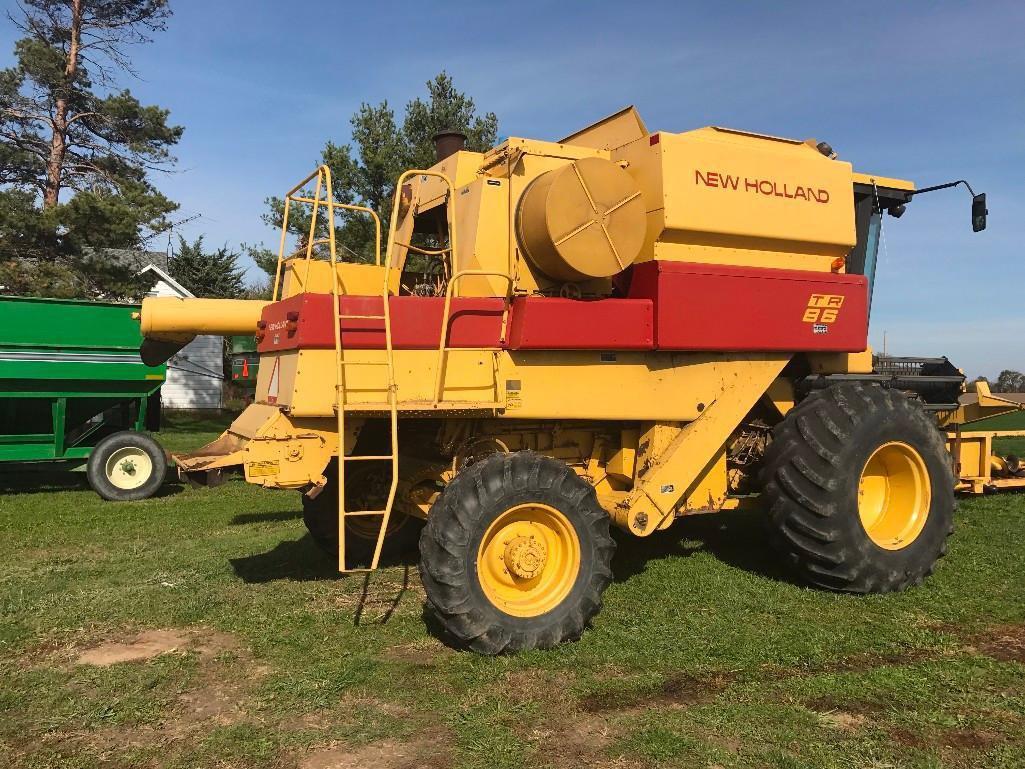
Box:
[858,441,931,550]
[105,446,153,491]
[503,535,547,579]
[477,503,581,617]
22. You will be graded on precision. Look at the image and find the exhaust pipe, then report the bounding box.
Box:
[433,130,467,162]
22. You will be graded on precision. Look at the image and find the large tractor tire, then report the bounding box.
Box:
[87,431,167,502]
[760,381,954,593]
[302,461,422,567]
[419,451,615,654]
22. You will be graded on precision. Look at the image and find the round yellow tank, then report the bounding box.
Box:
[516,156,646,282]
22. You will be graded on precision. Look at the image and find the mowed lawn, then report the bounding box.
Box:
[1,416,1023,769]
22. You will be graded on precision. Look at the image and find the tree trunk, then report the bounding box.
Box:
[42,0,83,209]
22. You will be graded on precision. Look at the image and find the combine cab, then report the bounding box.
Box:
[139,107,991,653]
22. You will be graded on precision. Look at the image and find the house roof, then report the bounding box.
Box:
[139,263,194,298]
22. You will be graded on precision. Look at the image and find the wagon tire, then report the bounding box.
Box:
[760,381,954,593]
[87,431,167,502]
[419,451,615,655]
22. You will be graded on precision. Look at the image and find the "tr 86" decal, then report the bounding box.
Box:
[803,294,845,326]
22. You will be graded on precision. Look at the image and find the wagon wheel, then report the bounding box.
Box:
[86,431,168,502]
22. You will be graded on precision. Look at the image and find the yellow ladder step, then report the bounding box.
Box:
[339,314,387,320]
[342,455,395,461]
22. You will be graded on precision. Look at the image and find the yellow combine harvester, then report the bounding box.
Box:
[140,107,997,653]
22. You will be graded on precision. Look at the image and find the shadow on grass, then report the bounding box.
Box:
[612,507,794,586]
[230,534,342,582]
[0,469,184,499]
[230,534,418,582]
[0,470,91,494]
[230,535,414,626]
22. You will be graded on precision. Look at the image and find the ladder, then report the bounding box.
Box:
[334,295,400,573]
[327,178,398,573]
[275,165,514,572]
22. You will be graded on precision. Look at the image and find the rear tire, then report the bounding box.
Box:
[87,431,167,502]
[301,461,422,567]
[419,451,615,654]
[760,382,954,593]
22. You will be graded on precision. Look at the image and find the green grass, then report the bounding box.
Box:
[1,413,1023,768]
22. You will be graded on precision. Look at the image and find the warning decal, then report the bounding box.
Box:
[266,357,280,404]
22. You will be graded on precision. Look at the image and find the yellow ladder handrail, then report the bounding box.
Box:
[432,269,514,405]
[282,164,393,573]
[271,165,383,301]
[380,169,514,406]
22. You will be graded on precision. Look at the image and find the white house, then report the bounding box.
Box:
[139,263,224,410]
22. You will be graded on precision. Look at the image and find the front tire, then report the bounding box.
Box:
[419,451,615,654]
[87,431,167,501]
[760,382,954,593]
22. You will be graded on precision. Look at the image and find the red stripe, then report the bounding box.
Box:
[506,296,653,350]
[628,261,868,352]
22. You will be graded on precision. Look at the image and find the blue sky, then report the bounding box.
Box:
[2,1,1022,377]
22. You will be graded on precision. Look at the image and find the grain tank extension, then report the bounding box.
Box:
[140,107,989,653]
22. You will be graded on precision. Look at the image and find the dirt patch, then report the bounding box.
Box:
[941,728,1001,749]
[528,713,639,769]
[380,637,454,668]
[819,710,866,731]
[279,695,412,735]
[501,668,576,707]
[890,727,928,749]
[806,695,885,716]
[889,726,1003,751]
[973,625,1025,663]
[301,729,451,769]
[76,629,191,666]
[74,626,239,667]
[814,648,933,674]
[579,671,734,714]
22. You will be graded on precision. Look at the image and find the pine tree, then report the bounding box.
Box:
[0,0,182,298]
[168,236,246,299]
[252,72,498,275]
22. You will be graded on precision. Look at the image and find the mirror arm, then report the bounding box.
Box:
[905,179,977,198]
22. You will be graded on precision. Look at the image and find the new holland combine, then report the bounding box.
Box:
[139,107,998,653]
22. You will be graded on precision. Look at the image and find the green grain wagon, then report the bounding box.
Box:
[0,296,168,500]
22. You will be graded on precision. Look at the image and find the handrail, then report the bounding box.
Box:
[432,269,514,405]
[383,169,457,271]
[271,165,384,301]
[380,170,514,407]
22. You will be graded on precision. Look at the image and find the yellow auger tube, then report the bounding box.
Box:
[140,297,268,338]
[138,297,268,365]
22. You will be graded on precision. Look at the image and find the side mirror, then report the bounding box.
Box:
[972,193,987,232]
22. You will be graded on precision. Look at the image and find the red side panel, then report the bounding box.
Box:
[628,261,868,352]
[506,297,653,350]
[256,294,505,353]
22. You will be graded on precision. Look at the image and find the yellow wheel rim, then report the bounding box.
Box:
[477,503,581,618]
[105,447,153,491]
[858,441,931,550]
